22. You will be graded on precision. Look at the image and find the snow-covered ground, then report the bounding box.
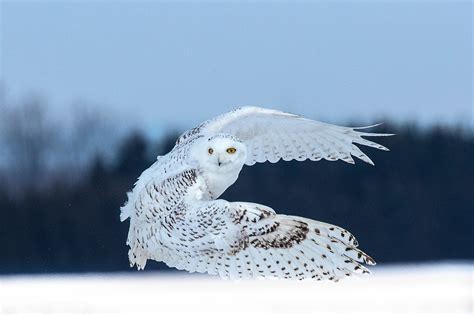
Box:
[0,263,472,314]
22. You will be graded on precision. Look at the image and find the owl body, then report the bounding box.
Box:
[121,133,248,268]
[121,106,391,280]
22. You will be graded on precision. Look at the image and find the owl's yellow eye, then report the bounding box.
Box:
[208,148,214,155]
[226,147,237,154]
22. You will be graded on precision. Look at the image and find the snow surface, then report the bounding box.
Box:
[0,263,472,314]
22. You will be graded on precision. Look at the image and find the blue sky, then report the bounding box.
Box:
[1,1,472,135]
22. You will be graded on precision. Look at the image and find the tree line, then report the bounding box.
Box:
[0,101,472,274]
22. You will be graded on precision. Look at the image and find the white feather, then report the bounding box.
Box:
[174,106,391,165]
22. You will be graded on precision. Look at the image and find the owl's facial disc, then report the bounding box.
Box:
[203,136,246,172]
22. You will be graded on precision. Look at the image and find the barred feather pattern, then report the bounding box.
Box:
[122,169,200,270]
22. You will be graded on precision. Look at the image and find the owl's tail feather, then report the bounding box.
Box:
[128,247,148,271]
[126,222,149,270]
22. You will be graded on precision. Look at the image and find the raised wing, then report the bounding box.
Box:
[165,200,375,281]
[176,106,392,165]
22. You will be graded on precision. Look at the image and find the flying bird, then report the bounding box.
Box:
[120,106,391,281]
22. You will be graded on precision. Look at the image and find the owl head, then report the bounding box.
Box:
[193,134,247,173]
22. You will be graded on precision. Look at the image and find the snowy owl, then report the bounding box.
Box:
[120,106,391,281]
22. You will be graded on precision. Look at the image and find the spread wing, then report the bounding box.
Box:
[165,200,375,281]
[176,106,392,165]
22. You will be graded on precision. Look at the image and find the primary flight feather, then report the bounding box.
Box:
[120,106,391,281]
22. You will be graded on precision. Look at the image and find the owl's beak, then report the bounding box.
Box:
[218,158,222,167]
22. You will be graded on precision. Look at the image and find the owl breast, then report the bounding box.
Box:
[199,167,241,199]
